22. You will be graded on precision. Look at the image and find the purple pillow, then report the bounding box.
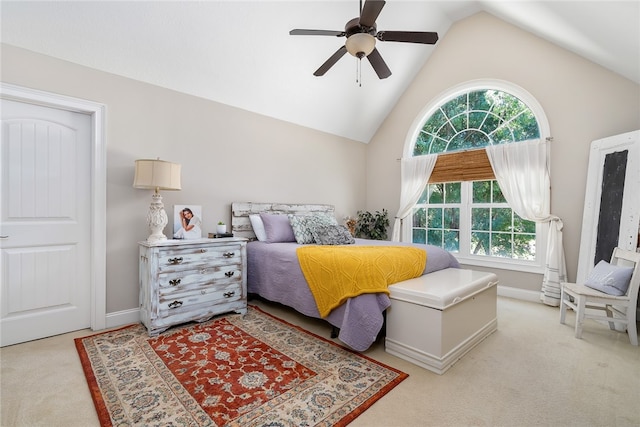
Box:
[259,213,296,243]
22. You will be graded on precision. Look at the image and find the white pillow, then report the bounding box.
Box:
[249,214,267,241]
[584,260,634,296]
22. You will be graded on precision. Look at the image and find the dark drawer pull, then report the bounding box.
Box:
[169,279,181,287]
[168,300,183,309]
[225,271,235,278]
[168,257,183,265]
[223,252,235,258]
[199,248,208,253]
[223,291,235,298]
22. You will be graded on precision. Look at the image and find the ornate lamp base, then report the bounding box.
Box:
[146,192,168,243]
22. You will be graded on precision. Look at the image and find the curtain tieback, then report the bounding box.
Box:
[550,216,564,230]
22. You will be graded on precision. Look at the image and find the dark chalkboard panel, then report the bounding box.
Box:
[594,150,628,264]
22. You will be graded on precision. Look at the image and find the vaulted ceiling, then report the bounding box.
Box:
[2,1,638,143]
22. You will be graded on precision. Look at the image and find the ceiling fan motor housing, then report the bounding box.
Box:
[345,17,376,36]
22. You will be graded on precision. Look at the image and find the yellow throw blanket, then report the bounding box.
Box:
[297,245,427,317]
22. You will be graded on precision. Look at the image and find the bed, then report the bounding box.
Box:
[231,202,460,351]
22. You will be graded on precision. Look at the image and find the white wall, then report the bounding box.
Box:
[366,12,640,292]
[2,11,639,314]
[1,43,366,313]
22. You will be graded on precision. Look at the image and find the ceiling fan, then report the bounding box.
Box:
[290,0,439,80]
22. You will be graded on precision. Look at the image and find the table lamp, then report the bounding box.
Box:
[133,159,181,242]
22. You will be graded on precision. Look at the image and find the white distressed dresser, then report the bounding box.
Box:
[138,237,247,335]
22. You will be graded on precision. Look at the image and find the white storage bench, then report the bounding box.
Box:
[385,268,498,374]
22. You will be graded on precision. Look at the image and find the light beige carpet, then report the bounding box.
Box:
[2,296,639,426]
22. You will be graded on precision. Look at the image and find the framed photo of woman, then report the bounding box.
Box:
[173,205,203,239]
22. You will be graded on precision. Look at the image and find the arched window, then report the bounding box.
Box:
[404,80,550,272]
[414,89,540,155]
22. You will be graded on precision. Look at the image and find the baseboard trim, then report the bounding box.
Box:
[497,286,541,302]
[498,286,640,319]
[105,308,140,329]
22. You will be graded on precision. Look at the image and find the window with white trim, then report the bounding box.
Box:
[405,81,550,271]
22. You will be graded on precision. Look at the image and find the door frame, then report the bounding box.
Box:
[1,82,107,331]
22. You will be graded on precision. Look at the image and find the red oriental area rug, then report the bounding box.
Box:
[75,306,408,426]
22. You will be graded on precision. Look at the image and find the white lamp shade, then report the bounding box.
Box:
[133,159,181,191]
[345,33,376,57]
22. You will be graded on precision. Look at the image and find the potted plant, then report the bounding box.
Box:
[216,221,226,234]
[355,209,389,240]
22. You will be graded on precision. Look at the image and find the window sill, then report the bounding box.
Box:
[453,254,545,274]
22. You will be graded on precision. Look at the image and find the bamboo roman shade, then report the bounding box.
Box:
[428,149,495,183]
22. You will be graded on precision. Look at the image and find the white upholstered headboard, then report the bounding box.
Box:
[231,202,335,240]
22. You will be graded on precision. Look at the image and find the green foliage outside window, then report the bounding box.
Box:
[411,88,540,261]
[469,181,536,260]
[413,89,539,156]
[413,183,461,252]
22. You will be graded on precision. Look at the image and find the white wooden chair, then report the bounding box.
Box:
[560,247,640,346]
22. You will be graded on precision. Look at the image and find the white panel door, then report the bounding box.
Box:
[1,99,91,346]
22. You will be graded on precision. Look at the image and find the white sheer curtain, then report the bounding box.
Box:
[392,154,437,242]
[485,139,566,306]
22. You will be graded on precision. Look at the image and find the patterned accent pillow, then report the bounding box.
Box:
[311,212,338,226]
[288,213,339,244]
[289,215,315,244]
[312,225,355,245]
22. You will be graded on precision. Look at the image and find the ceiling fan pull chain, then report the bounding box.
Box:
[356,58,362,87]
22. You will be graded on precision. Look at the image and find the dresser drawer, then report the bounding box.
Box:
[156,244,243,273]
[157,264,241,294]
[158,281,243,317]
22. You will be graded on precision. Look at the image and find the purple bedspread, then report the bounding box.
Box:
[247,238,459,351]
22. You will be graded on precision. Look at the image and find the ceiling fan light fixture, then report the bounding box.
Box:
[345,33,375,57]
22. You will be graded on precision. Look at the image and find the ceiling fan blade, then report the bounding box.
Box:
[359,0,385,28]
[376,31,439,44]
[367,48,391,79]
[290,29,345,37]
[314,46,348,76]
